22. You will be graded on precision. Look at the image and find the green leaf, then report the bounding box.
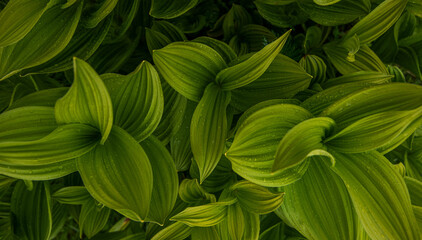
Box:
[153,42,227,101]
[79,198,111,238]
[321,83,422,130]
[230,181,284,214]
[405,177,422,206]
[151,222,192,240]
[277,158,358,240]
[226,104,313,187]
[179,179,216,204]
[324,42,388,75]
[254,2,307,28]
[170,199,236,227]
[146,28,172,55]
[225,203,245,239]
[0,2,82,80]
[299,54,326,84]
[330,151,420,240]
[222,4,253,40]
[140,136,178,225]
[150,0,199,19]
[0,106,56,142]
[77,126,153,221]
[326,106,422,153]
[152,20,187,42]
[55,58,113,144]
[0,0,50,47]
[345,0,408,44]
[153,81,187,144]
[230,54,311,111]
[216,30,291,90]
[408,0,422,17]
[321,71,392,89]
[52,186,91,205]
[170,100,195,171]
[191,83,231,182]
[11,181,52,240]
[193,37,237,64]
[272,117,335,172]
[298,0,370,26]
[191,226,220,240]
[109,61,163,142]
[0,123,99,166]
[21,17,111,75]
[395,46,422,80]
[83,0,118,28]
[9,88,68,110]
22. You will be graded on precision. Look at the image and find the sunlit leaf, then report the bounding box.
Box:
[77,126,153,221]
[55,58,113,144]
[191,83,231,182]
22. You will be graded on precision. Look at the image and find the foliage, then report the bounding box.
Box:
[0,0,422,239]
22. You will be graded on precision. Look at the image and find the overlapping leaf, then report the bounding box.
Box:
[190,83,231,182]
[77,126,153,221]
[55,58,113,144]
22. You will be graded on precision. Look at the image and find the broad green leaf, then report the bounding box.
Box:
[299,54,326,84]
[321,71,392,89]
[345,0,408,44]
[235,24,277,54]
[230,181,284,214]
[324,43,388,75]
[191,83,231,182]
[301,82,388,116]
[9,88,68,110]
[154,82,187,144]
[179,179,216,204]
[326,107,422,153]
[150,0,199,19]
[79,198,111,238]
[191,226,220,240]
[151,222,192,240]
[21,18,111,75]
[0,0,50,47]
[152,20,187,42]
[110,61,163,142]
[254,2,307,28]
[231,54,311,111]
[193,37,237,64]
[259,222,285,240]
[153,42,227,101]
[405,177,422,206]
[330,151,420,240]
[50,202,68,240]
[170,100,195,171]
[272,117,335,172]
[83,0,118,28]
[55,58,113,144]
[0,106,56,142]
[216,30,291,90]
[226,104,313,187]
[52,186,91,205]
[298,0,370,26]
[11,181,52,240]
[225,203,244,239]
[0,123,99,165]
[170,199,236,227]
[303,26,323,53]
[321,83,422,130]
[277,158,358,240]
[0,2,82,80]
[140,136,178,225]
[77,126,153,221]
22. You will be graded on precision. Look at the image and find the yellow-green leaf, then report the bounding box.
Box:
[55,58,113,144]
